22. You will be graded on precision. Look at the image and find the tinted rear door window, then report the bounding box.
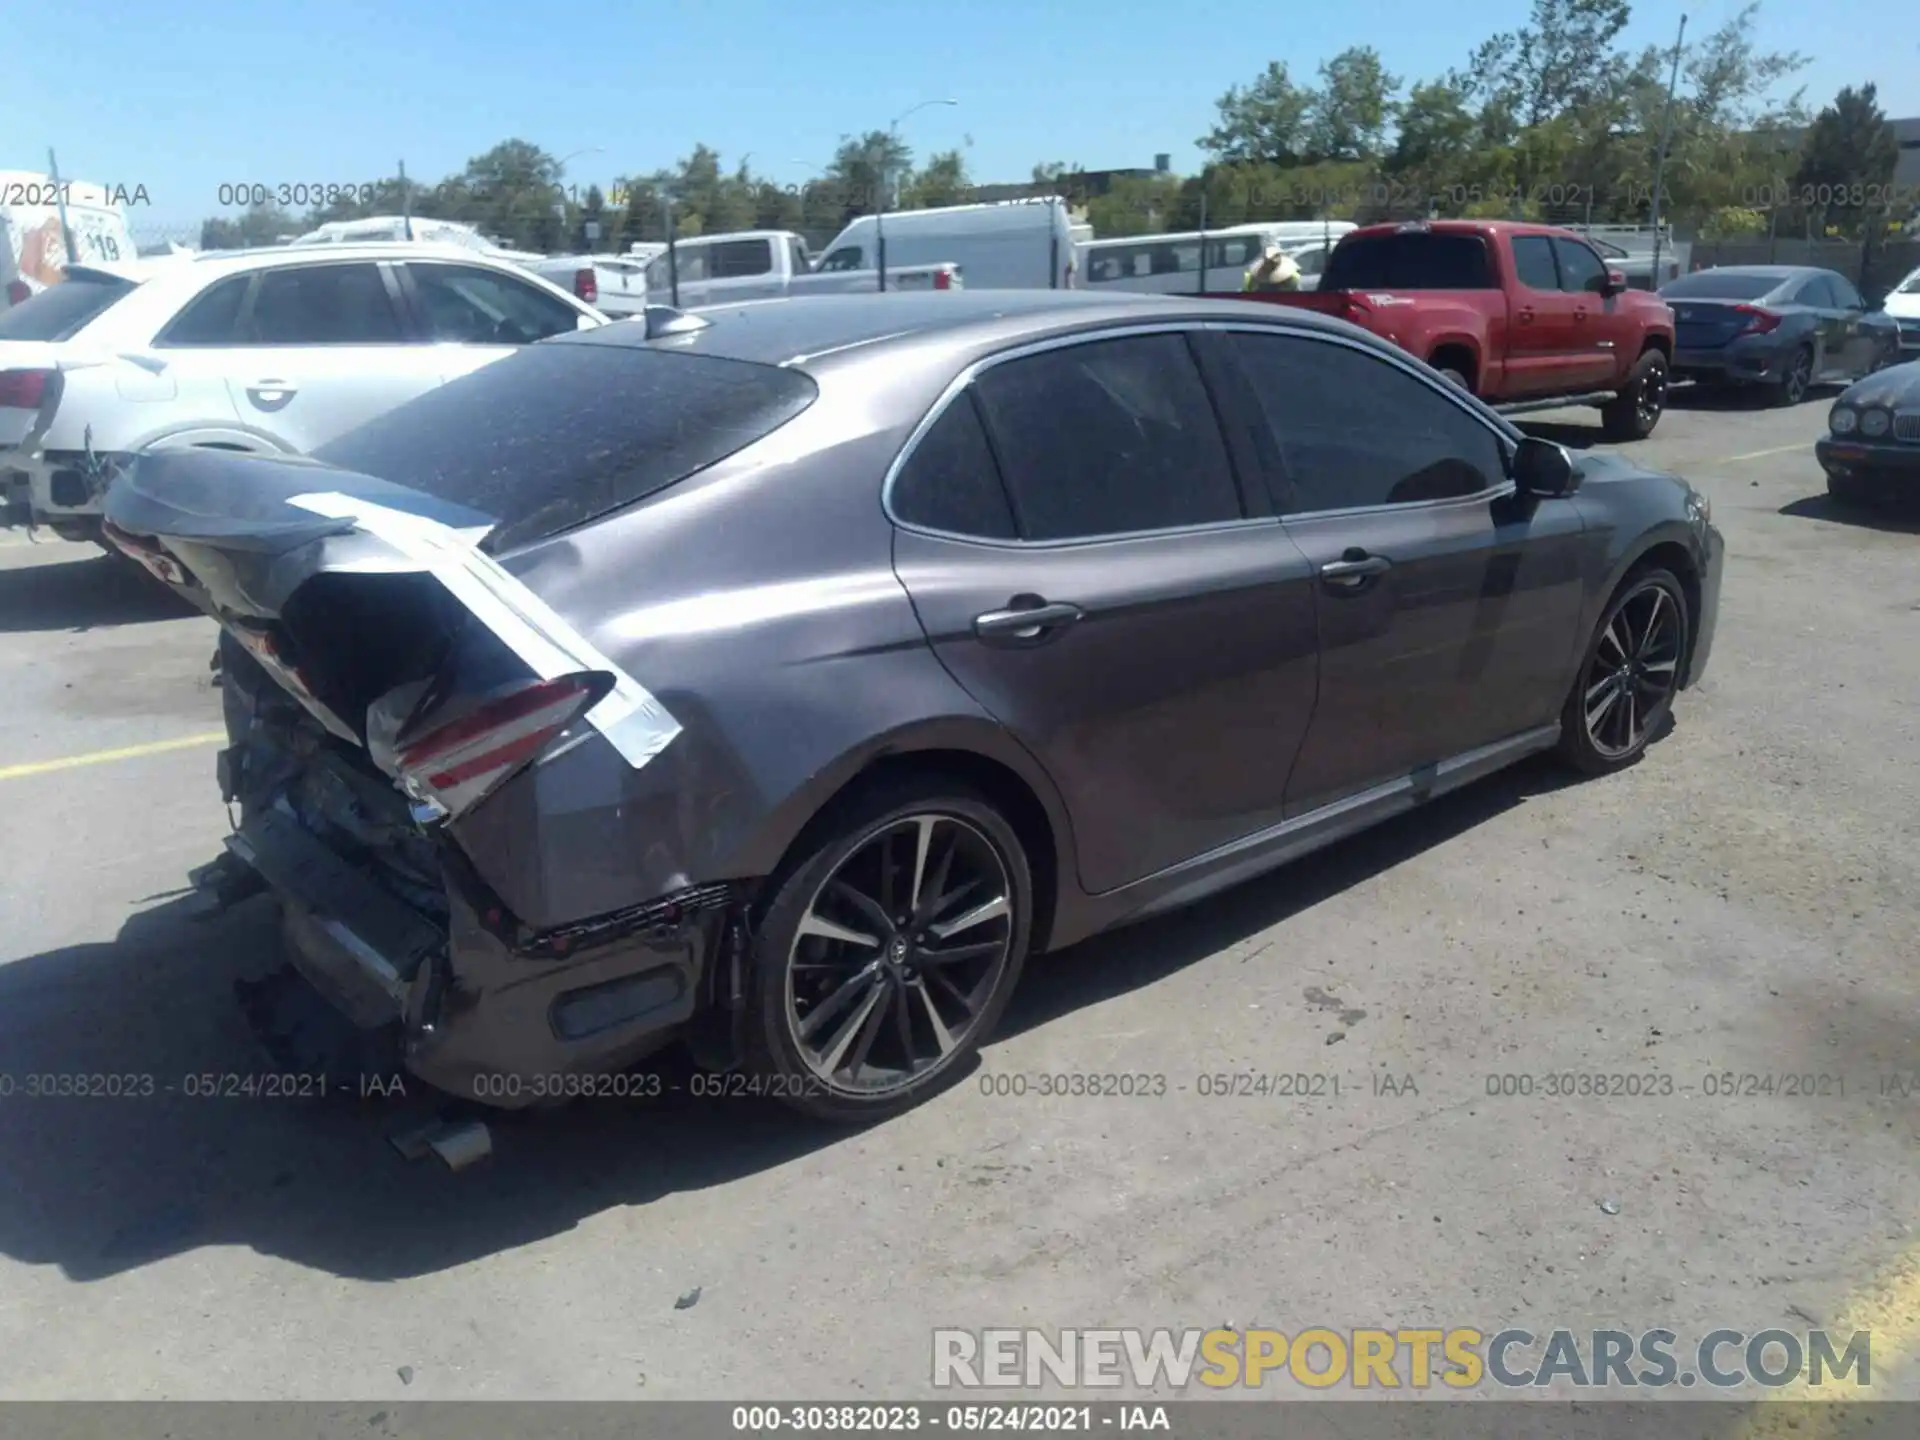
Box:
[1320,233,1493,290]
[0,275,135,340]
[972,332,1241,541]
[891,393,1017,540]
[710,239,774,278]
[313,342,819,553]
[244,263,403,344]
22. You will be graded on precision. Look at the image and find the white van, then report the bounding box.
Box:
[816,198,1077,290]
[1,172,138,309]
[1078,221,1356,295]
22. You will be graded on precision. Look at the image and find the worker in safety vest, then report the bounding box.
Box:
[1242,244,1301,293]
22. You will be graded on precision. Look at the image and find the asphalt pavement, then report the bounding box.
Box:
[0,387,1916,1404]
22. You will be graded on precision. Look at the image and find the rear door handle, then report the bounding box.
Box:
[1320,554,1392,590]
[245,379,297,411]
[973,600,1084,644]
[1517,307,1535,323]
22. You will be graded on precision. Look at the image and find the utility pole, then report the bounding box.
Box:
[1648,13,1688,286]
[399,160,413,240]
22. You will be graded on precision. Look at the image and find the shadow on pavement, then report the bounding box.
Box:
[0,551,197,634]
[0,753,1597,1284]
[1003,753,1585,1042]
[1779,492,1920,535]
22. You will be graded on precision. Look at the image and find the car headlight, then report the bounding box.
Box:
[1860,407,1891,438]
[1686,490,1711,525]
[1830,404,1859,435]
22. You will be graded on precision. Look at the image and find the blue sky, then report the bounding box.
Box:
[11,0,1917,236]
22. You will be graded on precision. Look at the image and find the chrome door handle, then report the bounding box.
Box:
[1320,555,1391,590]
[973,600,1084,644]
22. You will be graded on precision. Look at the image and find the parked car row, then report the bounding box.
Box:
[100,287,1724,1129]
[0,242,604,541]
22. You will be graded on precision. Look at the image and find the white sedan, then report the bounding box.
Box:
[0,241,606,544]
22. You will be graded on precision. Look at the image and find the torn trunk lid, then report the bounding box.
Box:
[103,447,681,812]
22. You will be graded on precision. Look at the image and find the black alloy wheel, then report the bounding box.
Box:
[1557,568,1690,775]
[747,782,1032,1121]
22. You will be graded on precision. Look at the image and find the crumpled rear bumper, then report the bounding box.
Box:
[223,807,719,1108]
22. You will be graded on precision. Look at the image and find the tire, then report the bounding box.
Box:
[1555,566,1691,777]
[1435,367,1471,392]
[1601,350,1669,441]
[743,778,1034,1123]
[1770,345,1813,407]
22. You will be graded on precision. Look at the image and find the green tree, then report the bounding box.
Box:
[825,130,911,225]
[905,149,972,209]
[1199,61,1316,166]
[198,203,297,249]
[1791,82,1901,238]
[1306,47,1402,162]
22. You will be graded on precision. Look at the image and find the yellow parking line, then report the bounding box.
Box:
[0,730,225,783]
[1715,442,1813,464]
[1736,1237,1920,1435]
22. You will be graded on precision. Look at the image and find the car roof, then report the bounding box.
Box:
[185,241,518,273]
[1682,264,1818,279]
[559,290,1373,370]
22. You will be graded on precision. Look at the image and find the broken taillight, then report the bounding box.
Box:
[393,673,610,819]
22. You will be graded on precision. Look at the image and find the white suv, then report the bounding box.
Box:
[0,242,605,543]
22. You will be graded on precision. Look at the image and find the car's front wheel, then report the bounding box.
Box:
[1556,567,1691,776]
[745,779,1033,1123]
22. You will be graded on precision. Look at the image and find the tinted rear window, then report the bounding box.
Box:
[1660,271,1785,300]
[1320,233,1493,291]
[313,343,818,553]
[0,276,137,340]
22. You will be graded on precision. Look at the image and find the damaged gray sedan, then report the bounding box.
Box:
[104,291,1723,1122]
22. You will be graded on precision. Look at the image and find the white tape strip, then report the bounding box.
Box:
[286,492,682,770]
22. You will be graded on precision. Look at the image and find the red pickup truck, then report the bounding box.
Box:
[1227,220,1677,441]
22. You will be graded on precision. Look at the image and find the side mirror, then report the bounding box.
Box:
[1593,270,1627,296]
[1511,435,1580,498]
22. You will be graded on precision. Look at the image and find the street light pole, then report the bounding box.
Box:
[876,98,957,292]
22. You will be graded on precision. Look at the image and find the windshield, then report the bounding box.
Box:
[0,274,138,340]
[1898,270,1920,296]
[1320,232,1494,290]
[1660,271,1784,300]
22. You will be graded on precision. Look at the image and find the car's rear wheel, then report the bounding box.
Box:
[1555,567,1691,776]
[745,780,1033,1123]
[1601,350,1668,440]
[1771,345,1814,407]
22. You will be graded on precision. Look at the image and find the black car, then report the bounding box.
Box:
[1663,265,1901,404]
[106,292,1726,1123]
[1816,360,1920,502]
